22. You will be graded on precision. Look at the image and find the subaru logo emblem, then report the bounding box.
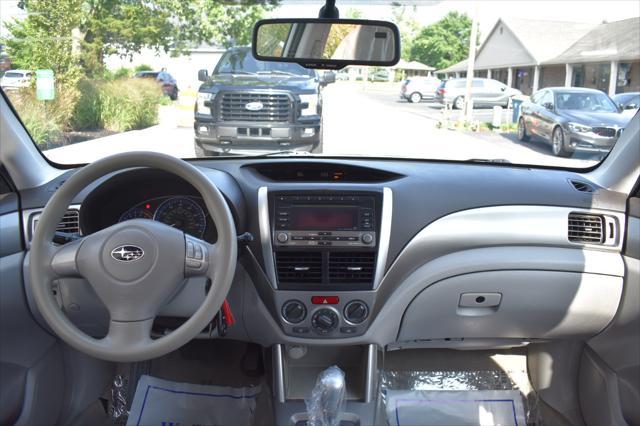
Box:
[245,101,264,111]
[111,245,144,262]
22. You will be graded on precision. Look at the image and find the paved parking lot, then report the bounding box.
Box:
[45,81,598,168]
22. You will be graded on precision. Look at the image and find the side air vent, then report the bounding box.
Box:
[568,213,604,244]
[328,252,375,284]
[30,209,81,241]
[569,179,595,193]
[276,251,322,284]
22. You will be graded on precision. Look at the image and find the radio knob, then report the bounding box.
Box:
[361,233,374,244]
[276,232,289,243]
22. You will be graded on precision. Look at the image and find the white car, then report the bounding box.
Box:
[400,76,441,103]
[0,70,33,90]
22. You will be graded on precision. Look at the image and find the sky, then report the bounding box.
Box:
[2,0,639,41]
[272,1,640,43]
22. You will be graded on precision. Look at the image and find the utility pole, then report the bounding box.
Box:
[463,4,479,123]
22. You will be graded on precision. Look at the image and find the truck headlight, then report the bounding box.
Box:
[568,122,592,133]
[196,92,213,115]
[300,94,319,116]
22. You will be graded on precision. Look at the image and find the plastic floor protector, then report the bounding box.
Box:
[385,389,527,426]
[126,375,260,426]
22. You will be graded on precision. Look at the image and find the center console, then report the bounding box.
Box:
[258,187,392,339]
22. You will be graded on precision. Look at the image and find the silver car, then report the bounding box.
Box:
[400,76,442,103]
[435,78,522,109]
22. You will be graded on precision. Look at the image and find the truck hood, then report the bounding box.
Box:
[559,110,629,128]
[199,74,318,93]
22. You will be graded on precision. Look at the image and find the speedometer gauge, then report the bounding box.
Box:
[119,207,153,222]
[154,197,206,238]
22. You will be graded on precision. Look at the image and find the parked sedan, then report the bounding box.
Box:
[400,76,441,103]
[0,69,33,91]
[435,78,522,109]
[518,87,627,157]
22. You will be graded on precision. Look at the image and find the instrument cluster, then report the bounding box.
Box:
[118,196,210,239]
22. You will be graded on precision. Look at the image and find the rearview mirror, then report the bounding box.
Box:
[252,19,400,69]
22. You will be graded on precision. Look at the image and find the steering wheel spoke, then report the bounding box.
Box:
[104,319,154,348]
[50,238,84,278]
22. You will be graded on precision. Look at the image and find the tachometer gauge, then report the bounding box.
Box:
[119,207,153,222]
[154,197,206,238]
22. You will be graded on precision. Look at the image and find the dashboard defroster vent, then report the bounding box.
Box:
[328,252,375,284]
[568,213,604,244]
[569,179,595,193]
[275,251,322,284]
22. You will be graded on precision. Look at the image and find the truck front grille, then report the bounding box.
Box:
[219,92,291,122]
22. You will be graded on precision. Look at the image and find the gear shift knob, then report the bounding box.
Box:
[307,366,346,426]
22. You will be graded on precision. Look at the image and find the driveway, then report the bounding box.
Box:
[44,81,598,168]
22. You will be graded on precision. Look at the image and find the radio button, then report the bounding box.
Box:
[276,232,289,243]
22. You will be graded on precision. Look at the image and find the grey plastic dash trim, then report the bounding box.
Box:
[258,187,278,288]
[364,344,377,403]
[22,204,81,249]
[373,188,392,289]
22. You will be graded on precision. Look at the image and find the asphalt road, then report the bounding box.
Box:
[45,81,599,168]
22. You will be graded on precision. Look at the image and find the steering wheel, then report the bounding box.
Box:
[29,152,237,362]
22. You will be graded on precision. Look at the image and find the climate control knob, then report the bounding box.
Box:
[311,309,339,334]
[282,300,306,324]
[344,300,369,324]
[361,233,374,244]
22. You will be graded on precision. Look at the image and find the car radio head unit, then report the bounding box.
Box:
[272,194,376,248]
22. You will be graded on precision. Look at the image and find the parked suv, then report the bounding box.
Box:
[134,70,179,100]
[0,70,33,91]
[435,78,522,109]
[400,76,441,103]
[194,47,333,157]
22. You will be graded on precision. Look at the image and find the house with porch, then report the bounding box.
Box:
[438,17,640,96]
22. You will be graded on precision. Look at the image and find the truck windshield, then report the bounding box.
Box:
[214,49,314,77]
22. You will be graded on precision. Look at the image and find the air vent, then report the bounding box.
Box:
[328,252,375,284]
[568,213,604,244]
[276,251,322,284]
[30,209,81,240]
[569,179,595,193]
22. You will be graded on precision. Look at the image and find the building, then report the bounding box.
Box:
[438,17,640,96]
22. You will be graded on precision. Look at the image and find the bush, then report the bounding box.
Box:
[72,78,165,132]
[134,64,153,73]
[7,84,79,147]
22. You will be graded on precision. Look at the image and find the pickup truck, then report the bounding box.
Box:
[194,47,334,157]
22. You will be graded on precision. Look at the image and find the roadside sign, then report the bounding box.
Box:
[36,69,55,100]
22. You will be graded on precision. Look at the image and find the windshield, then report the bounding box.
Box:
[556,92,619,113]
[215,49,315,76]
[1,1,638,168]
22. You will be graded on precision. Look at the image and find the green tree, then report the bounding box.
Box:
[391,3,420,60]
[3,0,83,87]
[409,11,477,70]
[202,1,277,48]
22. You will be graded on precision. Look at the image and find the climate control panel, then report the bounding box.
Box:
[276,292,375,338]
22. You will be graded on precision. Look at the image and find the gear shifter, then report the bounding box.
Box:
[306,366,346,426]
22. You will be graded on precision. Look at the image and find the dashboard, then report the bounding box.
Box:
[18,159,628,347]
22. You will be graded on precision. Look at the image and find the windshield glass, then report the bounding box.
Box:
[215,48,315,76]
[1,0,638,168]
[556,91,619,113]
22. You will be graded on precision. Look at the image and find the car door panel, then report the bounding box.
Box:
[0,173,65,425]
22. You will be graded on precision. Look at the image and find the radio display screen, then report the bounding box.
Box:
[291,206,358,230]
